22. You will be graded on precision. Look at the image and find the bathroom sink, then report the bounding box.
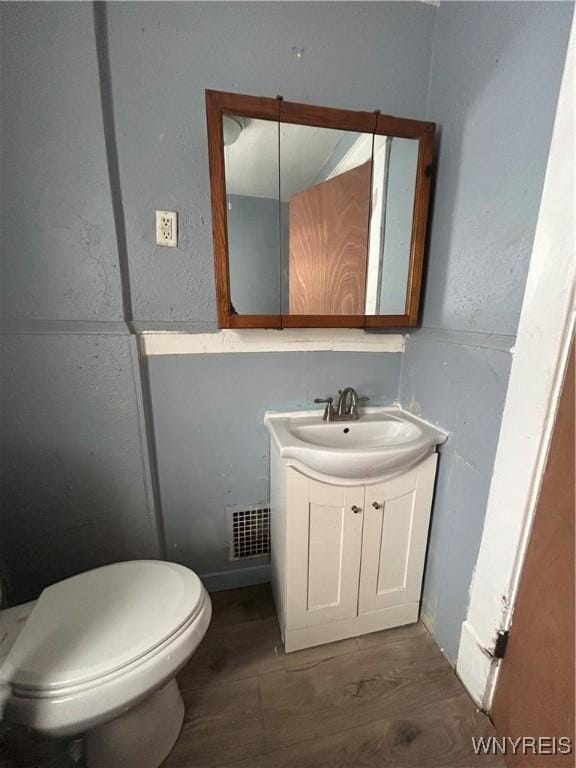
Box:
[265,407,447,485]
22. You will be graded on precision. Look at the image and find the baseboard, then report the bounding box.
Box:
[456,620,494,708]
[283,602,420,652]
[200,564,271,593]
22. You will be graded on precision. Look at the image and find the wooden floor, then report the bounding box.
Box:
[164,584,503,768]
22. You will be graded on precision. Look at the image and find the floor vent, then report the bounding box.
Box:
[229,506,271,561]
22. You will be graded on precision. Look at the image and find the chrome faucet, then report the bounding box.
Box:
[337,387,361,419]
[314,387,369,421]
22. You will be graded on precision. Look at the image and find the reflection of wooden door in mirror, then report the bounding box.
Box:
[288,161,371,315]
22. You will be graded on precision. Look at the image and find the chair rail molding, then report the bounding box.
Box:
[142,329,405,356]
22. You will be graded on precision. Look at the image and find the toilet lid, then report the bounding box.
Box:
[1,560,204,693]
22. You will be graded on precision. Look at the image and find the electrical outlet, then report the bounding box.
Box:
[155,210,178,247]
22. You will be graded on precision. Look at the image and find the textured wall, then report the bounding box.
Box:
[1,0,569,648]
[401,332,513,658]
[148,351,401,586]
[420,2,573,336]
[0,4,161,603]
[105,1,436,325]
[0,1,432,600]
[0,3,122,323]
[399,1,573,662]
[100,1,434,586]
[0,334,160,602]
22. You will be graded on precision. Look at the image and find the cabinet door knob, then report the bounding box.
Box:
[372,501,382,509]
[351,505,362,514]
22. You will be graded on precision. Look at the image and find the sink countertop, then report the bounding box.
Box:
[265,406,448,486]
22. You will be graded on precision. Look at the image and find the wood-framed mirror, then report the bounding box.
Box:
[206,90,435,329]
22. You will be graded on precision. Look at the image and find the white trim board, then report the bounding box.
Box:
[142,329,405,356]
[456,14,576,710]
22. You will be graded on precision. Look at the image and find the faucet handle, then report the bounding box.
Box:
[314,396,334,422]
[358,396,370,403]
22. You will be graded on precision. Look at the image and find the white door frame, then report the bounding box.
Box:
[456,15,575,710]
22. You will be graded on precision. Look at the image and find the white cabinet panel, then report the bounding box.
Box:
[307,502,343,610]
[285,469,363,628]
[359,454,437,615]
[375,491,414,597]
[307,481,364,625]
[274,448,438,651]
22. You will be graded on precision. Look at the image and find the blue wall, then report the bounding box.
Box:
[148,351,401,588]
[101,0,434,587]
[0,3,161,603]
[0,3,122,324]
[0,1,433,601]
[104,1,435,326]
[399,1,573,662]
[227,196,289,315]
[0,1,571,665]
[0,334,161,601]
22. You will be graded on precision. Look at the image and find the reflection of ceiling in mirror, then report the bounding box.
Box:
[225,119,352,201]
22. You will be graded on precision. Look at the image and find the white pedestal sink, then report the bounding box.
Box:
[265,407,447,485]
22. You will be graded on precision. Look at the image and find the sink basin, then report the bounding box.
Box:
[265,407,447,485]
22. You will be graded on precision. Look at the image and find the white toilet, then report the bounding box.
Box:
[0,560,212,768]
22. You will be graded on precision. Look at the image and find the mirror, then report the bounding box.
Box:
[206,91,434,329]
[367,135,420,315]
[224,115,281,315]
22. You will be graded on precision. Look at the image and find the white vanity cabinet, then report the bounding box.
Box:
[270,447,438,652]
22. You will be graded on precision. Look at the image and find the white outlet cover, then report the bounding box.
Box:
[156,210,178,247]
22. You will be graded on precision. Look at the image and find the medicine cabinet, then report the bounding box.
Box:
[206,90,435,329]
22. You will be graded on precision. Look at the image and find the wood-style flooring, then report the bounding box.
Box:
[164,584,503,768]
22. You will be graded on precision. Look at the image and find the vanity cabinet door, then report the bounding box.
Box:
[358,454,437,615]
[286,469,364,628]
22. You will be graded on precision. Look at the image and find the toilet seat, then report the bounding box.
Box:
[2,560,203,695]
[1,561,212,736]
